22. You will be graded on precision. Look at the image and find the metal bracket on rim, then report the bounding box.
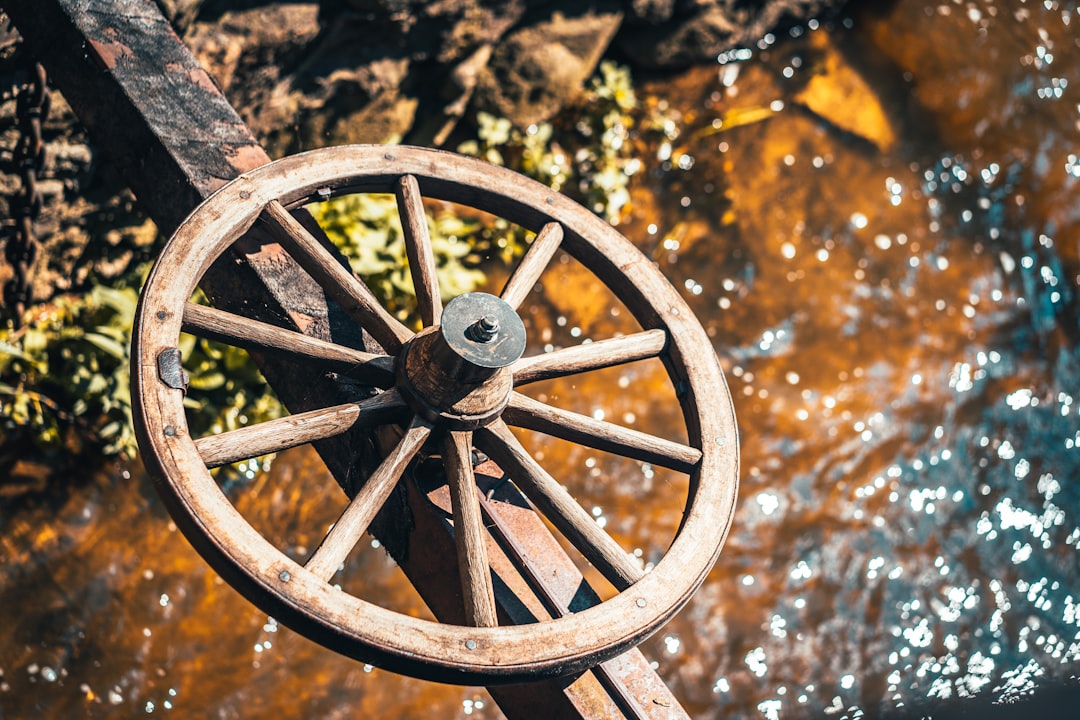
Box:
[157,347,189,393]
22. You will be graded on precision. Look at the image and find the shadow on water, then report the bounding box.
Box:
[3,0,1080,718]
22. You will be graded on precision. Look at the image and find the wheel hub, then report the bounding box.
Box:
[398,292,526,430]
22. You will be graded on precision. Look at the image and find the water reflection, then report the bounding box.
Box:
[3,0,1080,717]
[625,1,1079,717]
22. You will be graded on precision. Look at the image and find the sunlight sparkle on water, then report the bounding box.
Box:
[756,492,780,516]
[746,647,768,677]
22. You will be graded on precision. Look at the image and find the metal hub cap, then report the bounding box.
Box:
[397,293,525,430]
[442,292,526,369]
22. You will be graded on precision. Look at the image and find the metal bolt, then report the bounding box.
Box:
[279,570,291,583]
[636,598,647,608]
[468,315,500,343]
[465,639,477,650]
[163,426,176,437]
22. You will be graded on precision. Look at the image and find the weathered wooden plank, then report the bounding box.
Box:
[261,199,412,354]
[503,392,701,473]
[500,222,563,310]
[476,420,645,591]
[182,302,396,386]
[511,329,667,385]
[443,431,499,628]
[3,0,268,235]
[305,418,431,580]
[194,390,407,468]
[396,174,443,326]
[477,494,653,719]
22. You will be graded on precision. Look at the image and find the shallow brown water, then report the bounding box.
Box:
[3,0,1080,718]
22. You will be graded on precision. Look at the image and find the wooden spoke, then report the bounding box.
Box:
[304,418,432,581]
[442,431,498,627]
[260,199,412,353]
[475,420,643,591]
[499,221,563,310]
[502,392,701,473]
[194,389,407,469]
[182,302,395,387]
[511,329,667,386]
[395,175,442,327]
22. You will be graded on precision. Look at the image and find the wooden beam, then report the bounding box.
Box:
[4,2,688,716]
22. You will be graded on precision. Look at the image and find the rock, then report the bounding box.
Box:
[0,0,848,311]
[185,4,322,152]
[303,0,529,145]
[625,0,676,25]
[183,0,841,149]
[152,0,204,34]
[187,1,531,150]
[318,0,526,65]
[616,4,739,70]
[410,43,493,146]
[473,5,623,128]
[615,0,835,70]
[792,32,895,152]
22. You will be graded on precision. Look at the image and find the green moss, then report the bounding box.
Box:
[457,62,677,225]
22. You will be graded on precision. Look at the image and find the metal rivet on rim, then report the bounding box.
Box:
[279,570,291,583]
[465,639,477,650]
[156,310,167,320]
[163,426,176,437]
[239,190,250,199]
[636,598,647,608]
[384,152,395,161]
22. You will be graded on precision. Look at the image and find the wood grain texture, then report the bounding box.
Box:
[500,221,563,310]
[396,175,443,327]
[475,420,644,591]
[399,327,513,427]
[476,494,653,719]
[261,199,412,353]
[305,417,432,580]
[503,392,701,473]
[443,431,499,627]
[194,389,407,468]
[511,329,667,386]
[130,144,735,692]
[182,302,395,386]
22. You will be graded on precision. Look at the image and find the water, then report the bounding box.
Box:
[3,0,1079,717]
[626,2,1080,716]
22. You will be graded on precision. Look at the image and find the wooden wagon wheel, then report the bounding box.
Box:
[132,145,738,684]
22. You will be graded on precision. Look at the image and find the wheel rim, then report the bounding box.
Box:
[132,145,739,683]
